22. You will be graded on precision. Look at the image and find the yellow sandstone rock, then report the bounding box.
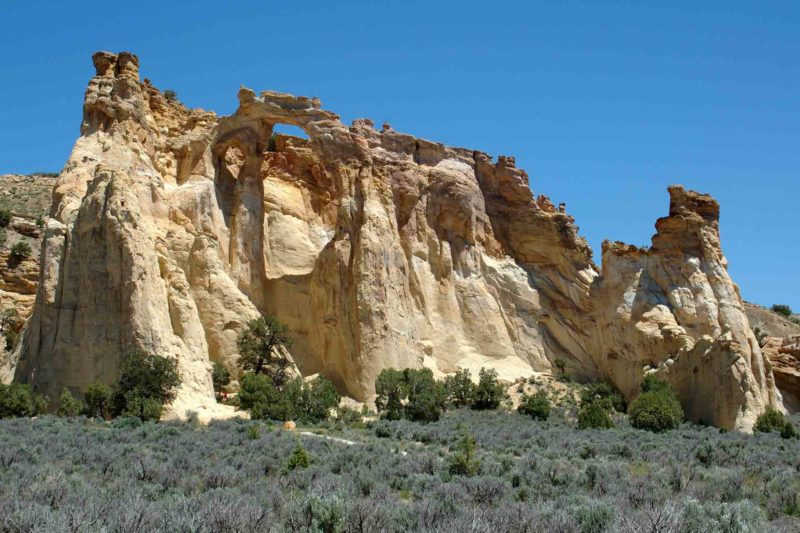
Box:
[4,51,784,430]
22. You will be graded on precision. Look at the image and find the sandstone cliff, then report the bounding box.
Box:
[6,51,783,429]
[745,303,800,414]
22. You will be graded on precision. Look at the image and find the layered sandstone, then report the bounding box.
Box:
[744,304,800,413]
[761,336,800,412]
[6,51,784,429]
[592,188,779,428]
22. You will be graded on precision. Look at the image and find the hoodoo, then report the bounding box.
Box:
[3,51,783,428]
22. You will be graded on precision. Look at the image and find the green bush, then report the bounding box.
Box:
[780,421,797,439]
[336,405,364,424]
[771,304,792,317]
[403,369,446,422]
[754,407,797,439]
[518,391,550,421]
[580,382,626,413]
[0,383,47,418]
[447,431,479,476]
[267,133,278,152]
[83,381,113,419]
[4,327,18,351]
[629,377,684,432]
[577,401,614,429]
[9,241,32,263]
[120,394,163,421]
[294,376,340,423]
[287,443,310,470]
[163,89,178,101]
[0,209,11,227]
[239,373,286,420]
[471,367,505,410]
[111,352,180,421]
[375,368,408,421]
[211,361,230,399]
[56,388,83,417]
[240,373,339,423]
[375,368,446,422]
[443,368,474,408]
[754,407,785,433]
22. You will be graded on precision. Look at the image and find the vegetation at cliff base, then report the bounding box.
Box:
[237,314,293,385]
[0,383,46,418]
[629,376,685,432]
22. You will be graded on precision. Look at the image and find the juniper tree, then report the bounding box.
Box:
[237,315,293,387]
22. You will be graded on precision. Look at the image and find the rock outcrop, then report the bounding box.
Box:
[592,188,779,428]
[761,336,800,412]
[744,303,800,413]
[6,51,784,429]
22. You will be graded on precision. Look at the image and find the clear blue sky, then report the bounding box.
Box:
[1,1,797,310]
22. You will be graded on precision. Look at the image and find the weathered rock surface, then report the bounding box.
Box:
[591,188,780,428]
[761,336,800,413]
[6,51,784,429]
[743,304,800,413]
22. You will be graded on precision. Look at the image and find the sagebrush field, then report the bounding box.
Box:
[1,410,799,532]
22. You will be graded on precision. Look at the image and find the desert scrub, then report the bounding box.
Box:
[0,410,798,531]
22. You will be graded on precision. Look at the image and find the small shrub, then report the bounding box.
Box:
[0,210,11,227]
[9,241,32,264]
[83,381,113,419]
[518,391,550,421]
[267,133,278,152]
[471,368,505,410]
[239,373,339,423]
[403,369,446,423]
[754,407,786,433]
[754,407,797,439]
[577,401,614,429]
[443,368,474,408]
[246,425,260,440]
[375,368,407,420]
[780,421,797,439]
[287,443,310,470]
[336,405,363,424]
[239,373,287,421]
[554,358,567,376]
[111,352,180,420]
[163,89,178,101]
[580,382,626,413]
[771,304,792,317]
[4,327,18,351]
[295,375,341,423]
[375,368,445,422]
[629,377,684,432]
[447,431,479,476]
[120,395,163,421]
[0,383,47,418]
[56,388,83,417]
[211,361,230,399]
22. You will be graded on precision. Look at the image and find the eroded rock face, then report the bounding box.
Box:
[761,337,800,413]
[7,51,783,428]
[591,188,781,429]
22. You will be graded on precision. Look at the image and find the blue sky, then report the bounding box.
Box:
[1,0,797,310]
